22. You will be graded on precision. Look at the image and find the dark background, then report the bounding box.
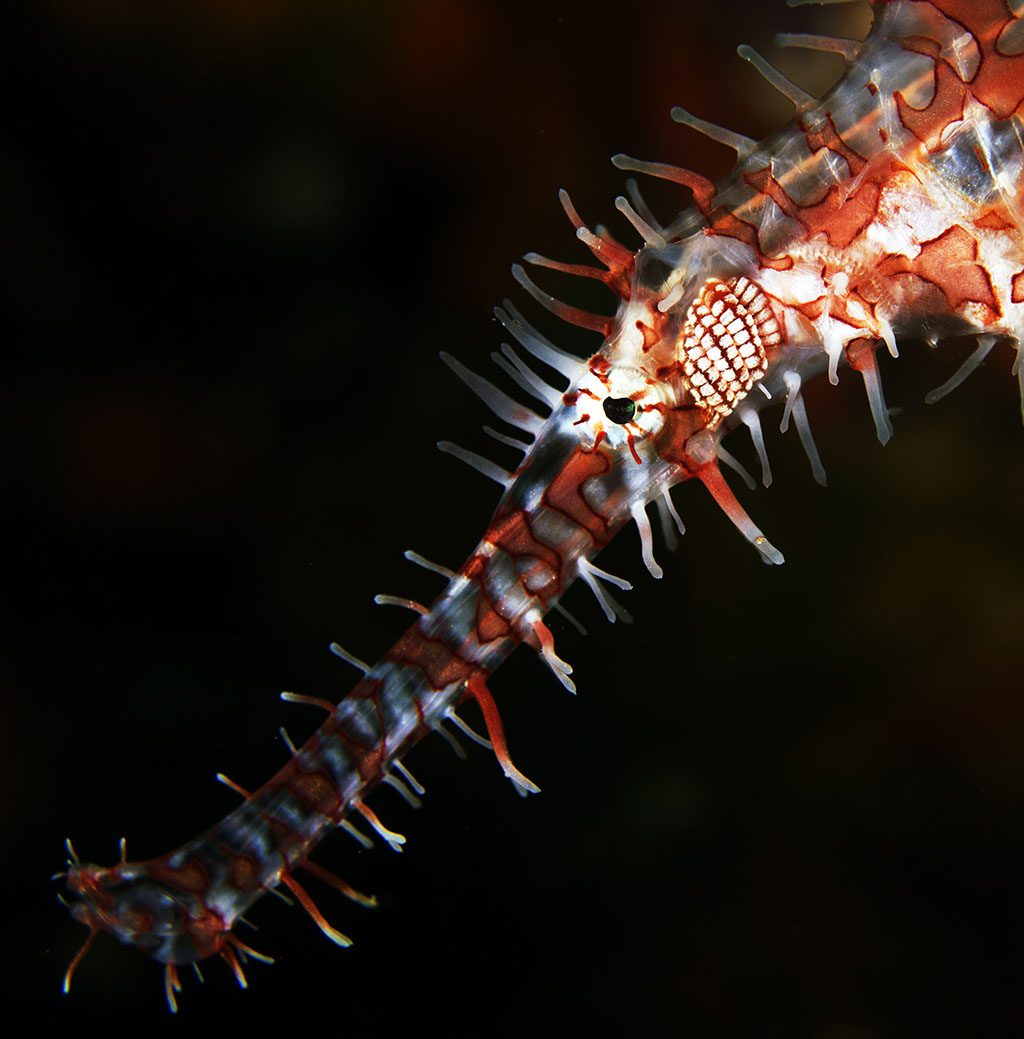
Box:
[3,1,1023,1035]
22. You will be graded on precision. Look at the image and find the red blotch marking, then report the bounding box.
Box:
[123,909,155,937]
[308,691,387,784]
[707,210,760,251]
[895,4,1024,148]
[704,207,787,263]
[896,54,968,151]
[635,316,664,353]
[386,628,475,690]
[148,856,211,896]
[845,336,877,372]
[488,509,564,573]
[802,113,868,177]
[878,224,999,317]
[655,405,715,471]
[740,165,871,262]
[974,209,1015,231]
[288,769,342,817]
[900,34,942,61]
[540,445,613,544]
[655,359,688,383]
[793,291,873,331]
[1011,270,1024,303]
[928,0,1024,117]
[461,552,490,590]
[705,211,794,271]
[794,296,829,323]
[475,591,513,643]
[226,852,260,894]
[187,912,226,955]
[798,178,882,249]
[744,166,800,216]
[747,154,897,250]
[474,508,569,644]
[797,284,876,328]
[975,44,1024,118]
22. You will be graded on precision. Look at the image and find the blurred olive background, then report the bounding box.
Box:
[3,0,1023,1034]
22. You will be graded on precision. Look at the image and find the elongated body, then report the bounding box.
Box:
[59,0,1024,1014]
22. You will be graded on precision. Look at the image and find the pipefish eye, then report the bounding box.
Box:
[570,362,668,452]
[602,396,637,425]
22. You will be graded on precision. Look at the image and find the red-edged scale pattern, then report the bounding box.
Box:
[678,276,781,424]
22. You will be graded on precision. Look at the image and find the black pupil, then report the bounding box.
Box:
[603,396,636,425]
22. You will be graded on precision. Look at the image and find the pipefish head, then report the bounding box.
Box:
[62,851,229,966]
[525,236,744,472]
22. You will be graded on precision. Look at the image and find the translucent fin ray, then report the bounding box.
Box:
[339,819,374,850]
[483,424,531,451]
[437,441,511,486]
[625,178,665,235]
[392,759,425,795]
[441,351,542,434]
[553,600,588,636]
[774,32,861,62]
[611,153,716,213]
[558,188,634,269]
[531,617,576,693]
[511,264,612,335]
[494,301,580,379]
[670,106,757,160]
[630,501,664,579]
[523,251,609,283]
[62,927,97,997]
[403,549,457,580]
[852,347,894,445]
[382,766,426,807]
[614,195,667,247]
[779,371,827,485]
[717,442,757,490]
[925,335,997,404]
[697,463,785,565]
[373,594,429,616]
[281,873,354,947]
[741,409,773,487]
[465,677,540,795]
[328,642,370,674]
[495,344,562,408]
[354,801,406,853]
[736,44,817,111]
[792,395,829,486]
[577,557,633,625]
[164,963,182,1013]
[445,706,493,749]
[655,488,686,551]
[301,858,377,909]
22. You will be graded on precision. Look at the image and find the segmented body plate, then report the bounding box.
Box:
[679,276,780,422]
